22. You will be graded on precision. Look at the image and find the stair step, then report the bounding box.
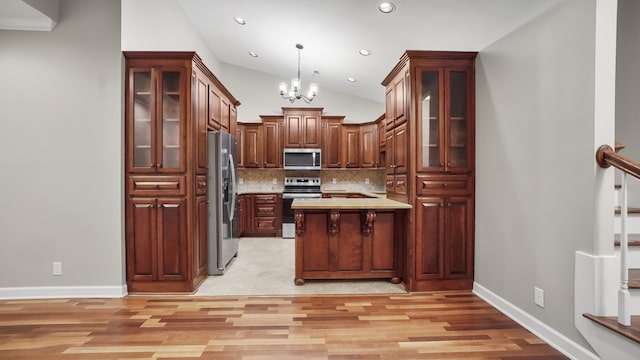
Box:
[583,314,640,344]
[614,233,640,247]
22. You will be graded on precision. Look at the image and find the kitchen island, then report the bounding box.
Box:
[291,194,411,285]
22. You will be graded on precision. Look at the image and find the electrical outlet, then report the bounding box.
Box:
[53,262,62,276]
[272,178,278,185]
[534,286,544,308]
[332,178,337,184]
[238,178,244,185]
[365,178,370,185]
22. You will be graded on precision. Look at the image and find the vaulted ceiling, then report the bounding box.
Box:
[0,0,561,103]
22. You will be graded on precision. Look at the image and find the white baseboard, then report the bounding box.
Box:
[0,285,127,300]
[473,282,598,360]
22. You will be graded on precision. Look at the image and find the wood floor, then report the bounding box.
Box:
[0,291,567,359]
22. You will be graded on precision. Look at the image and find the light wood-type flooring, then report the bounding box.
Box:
[0,291,568,359]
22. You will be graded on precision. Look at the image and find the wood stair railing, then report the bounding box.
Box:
[593,143,640,330]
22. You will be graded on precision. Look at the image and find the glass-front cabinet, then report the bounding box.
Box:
[129,67,185,173]
[417,66,472,174]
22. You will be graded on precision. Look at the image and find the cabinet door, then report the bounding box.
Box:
[284,114,303,148]
[342,126,359,168]
[195,73,208,174]
[238,194,248,235]
[229,106,237,138]
[394,74,406,125]
[243,125,262,168]
[129,68,156,172]
[156,198,188,281]
[394,123,407,174]
[302,113,321,148]
[157,68,186,173]
[385,87,394,129]
[126,198,157,281]
[195,196,208,277]
[370,212,396,271]
[208,86,221,130]
[416,67,445,173]
[322,120,342,168]
[445,68,473,173]
[443,196,473,278]
[220,97,230,131]
[262,119,282,168]
[236,124,245,168]
[415,197,445,280]
[360,124,378,168]
[385,130,395,176]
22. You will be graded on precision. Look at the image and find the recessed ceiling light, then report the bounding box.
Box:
[233,17,246,25]
[359,49,371,56]
[378,2,396,13]
[347,77,357,82]
[248,52,258,57]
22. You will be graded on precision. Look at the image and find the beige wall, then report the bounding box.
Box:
[0,0,123,291]
[616,0,640,206]
[475,0,597,349]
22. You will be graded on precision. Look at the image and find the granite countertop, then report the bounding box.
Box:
[291,194,411,210]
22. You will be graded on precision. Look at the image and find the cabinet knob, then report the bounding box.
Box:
[447,203,452,207]
[442,183,447,187]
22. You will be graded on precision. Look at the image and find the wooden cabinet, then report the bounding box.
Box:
[294,209,404,285]
[414,197,473,287]
[260,116,283,168]
[360,123,379,168]
[239,193,282,237]
[385,122,408,201]
[321,117,343,168]
[126,197,188,286]
[242,124,262,168]
[236,124,244,168]
[124,51,240,293]
[283,107,322,148]
[416,67,474,174]
[382,51,476,291]
[385,71,407,130]
[342,125,359,168]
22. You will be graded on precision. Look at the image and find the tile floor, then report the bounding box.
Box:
[195,237,407,296]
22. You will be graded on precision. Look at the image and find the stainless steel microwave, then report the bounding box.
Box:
[283,148,321,170]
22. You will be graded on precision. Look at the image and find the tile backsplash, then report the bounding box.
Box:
[237,168,386,194]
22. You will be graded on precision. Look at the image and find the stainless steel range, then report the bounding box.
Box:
[282,176,322,238]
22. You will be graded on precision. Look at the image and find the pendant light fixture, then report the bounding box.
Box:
[279,44,318,103]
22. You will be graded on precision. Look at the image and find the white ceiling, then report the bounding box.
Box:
[0,0,561,103]
[177,0,561,102]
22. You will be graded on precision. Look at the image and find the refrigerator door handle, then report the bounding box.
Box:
[228,153,237,221]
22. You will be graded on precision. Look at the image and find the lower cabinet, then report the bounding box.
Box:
[126,197,189,288]
[412,196,474,290]
[238,193,282,237]
[294,209,404,285]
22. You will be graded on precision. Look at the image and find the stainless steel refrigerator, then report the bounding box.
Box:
[207,131,239,275]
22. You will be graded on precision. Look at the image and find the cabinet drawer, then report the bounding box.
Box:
[196,175,207,196]
[255,205,276,216]
[254,194,278,204]
[395,174,407,195]
[128,176,186,196]
[416,175,471,196]
[255,217,277,232]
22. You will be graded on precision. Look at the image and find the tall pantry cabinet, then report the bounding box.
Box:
[124,52,240,293]
[382,51,477,291]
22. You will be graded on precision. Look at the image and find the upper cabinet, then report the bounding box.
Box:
[283,107,322,148]
[416,66,474,174]
[128,66,187,174]
[385,70,408,130]
[261,116,283,168]
[321,116,343,168]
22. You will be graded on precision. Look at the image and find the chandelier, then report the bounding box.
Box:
[279,44,318,103]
